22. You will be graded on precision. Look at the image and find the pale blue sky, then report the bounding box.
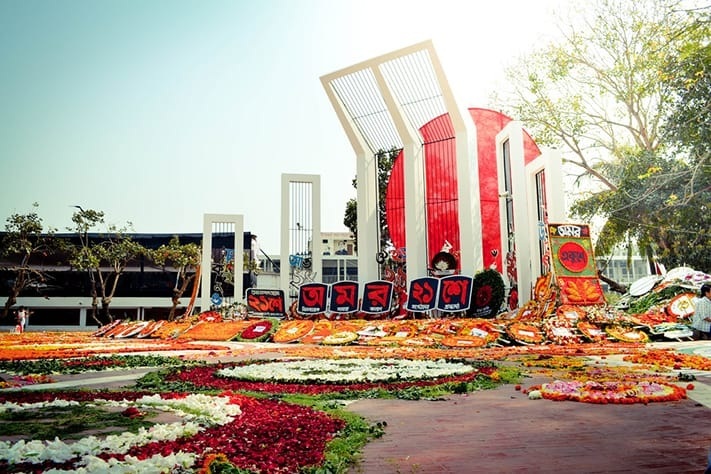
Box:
[0,0,566,253]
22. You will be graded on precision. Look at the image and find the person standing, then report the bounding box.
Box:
[16,307,27,334]
[691,284,711,340]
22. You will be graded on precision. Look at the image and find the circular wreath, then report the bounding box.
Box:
[534,380,686,404]
[467,269,505,318]
[544,317,583,345]
[136,319,165,338]
[236,319,276,342]
[665,293,697,319]
[506,322,545,345]
[272,320,315,343]
[0,390,344,474]
[321,331,358,345]
[604,325,649,343]
[114,321,151,339]
[430,251,457,275]
[576,320,606,343]
[440,335,489,348]
[556,304,587,322]
[299,321,334,345]
[456,319,499,345]
[199,311,223,323]
[92,319,122,337]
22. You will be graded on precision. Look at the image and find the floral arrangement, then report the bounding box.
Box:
[235,319,277,342]
[322,331,359,345]
[0,390,345,474]
[179,320,251,341]
[530,379,686,404]
[164,359,498,396]
[544,317,584,345]
[604,325,649,343]
[623,349,711,371]
[576,320,607,343]
[506,322,545,344]
[217,358,477,384]
[272,320,315,343]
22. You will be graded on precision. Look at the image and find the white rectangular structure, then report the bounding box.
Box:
[201,213,244,311]
[280,174,322,298]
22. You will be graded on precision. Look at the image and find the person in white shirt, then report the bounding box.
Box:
[691,284,711,340]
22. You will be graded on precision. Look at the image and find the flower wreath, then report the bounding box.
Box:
[467,269,506,319]
[0,392,240,472]
[321,331,359,345]
[272,320,315,343]
[506,322,545,345]
[532,379,686,404]
[440,335,490,348]
[576,320,606,343]
[236,319,276,342]
[91,319,122,337]
[604,325,649,343]
[544,317,584,345]
[456,319,499,344]
[136,319,165,338]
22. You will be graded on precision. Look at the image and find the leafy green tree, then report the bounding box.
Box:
[151,236,201,320]
[0,203,58,321]
[498,0,709,271]
[343,147,400,251]
[69,208,147,324]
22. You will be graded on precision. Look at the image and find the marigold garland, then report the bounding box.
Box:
[506,322,545,345]
[532,379,686,404]
[180,320,252,341]
[576,320,606,343]
[272,320,315,343]
[623,349,711,371]
[605,326,649,343]
[322,331,359,345]
[440,335,489,348]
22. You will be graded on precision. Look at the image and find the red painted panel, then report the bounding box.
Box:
[385,108,542,274]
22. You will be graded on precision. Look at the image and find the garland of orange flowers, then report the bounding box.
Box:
[605,326,649,343]
[272,320,315,343]
[440,335,490,348]
[530,379,686,404]
[506,322,545,344]
[151,320,194,339]
[299,321,334,345]
[321,331,358,345]
[102,321,132,338]
[556,305,587,322]
[544,317,584,345]
[114,321,151,339]
[576,320,606,343]
[457,319,499,342]
[136,320,165,338]
[91,319,122,337]
[623,349,711,371]
[179,321,252,341]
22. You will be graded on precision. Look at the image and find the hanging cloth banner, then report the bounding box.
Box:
[329,281,359,314]
[547,223,605,305]
[361,280,394,314]
[297,283,329,315]
[406,277,440,312]
[437,275,473,312]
